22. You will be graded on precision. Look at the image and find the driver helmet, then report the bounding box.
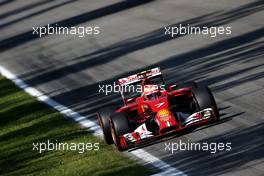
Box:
[142,84,160,100]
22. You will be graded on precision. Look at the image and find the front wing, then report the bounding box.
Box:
[120,108,214,146]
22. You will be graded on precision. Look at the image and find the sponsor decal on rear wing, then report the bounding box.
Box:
[118,67,162,86]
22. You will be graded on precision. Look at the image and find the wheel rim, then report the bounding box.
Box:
[110,122,118,147]
[97,113,103,128]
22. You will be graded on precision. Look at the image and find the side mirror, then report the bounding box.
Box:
[169,84,178,91]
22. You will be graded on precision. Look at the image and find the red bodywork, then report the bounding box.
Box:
[111,68,218,150]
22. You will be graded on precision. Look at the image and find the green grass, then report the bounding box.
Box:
[0,76,151,176]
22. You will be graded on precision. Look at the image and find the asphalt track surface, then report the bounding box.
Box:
[0,0,264,175]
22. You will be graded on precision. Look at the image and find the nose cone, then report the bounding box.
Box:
[155,108,179,134]
[148,96,169,112]
[157,109,171,121]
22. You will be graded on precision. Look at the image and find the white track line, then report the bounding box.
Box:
[0,66,186,176]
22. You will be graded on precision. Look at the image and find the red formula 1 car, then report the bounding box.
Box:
[97,67,219,151]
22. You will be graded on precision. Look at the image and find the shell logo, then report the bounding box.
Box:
[157,109,171,121]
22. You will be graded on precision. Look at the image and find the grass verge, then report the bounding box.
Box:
[0,76,151,176]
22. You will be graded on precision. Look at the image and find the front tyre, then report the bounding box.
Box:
[192,87,219,122]
[110,112,130,151]
[97,107,116,145]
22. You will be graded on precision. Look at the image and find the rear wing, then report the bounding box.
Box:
[118,67,162,86]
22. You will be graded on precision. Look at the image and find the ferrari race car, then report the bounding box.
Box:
[97,67,219,151]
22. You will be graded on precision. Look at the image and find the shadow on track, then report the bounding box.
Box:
[47,27,263,118]
[0,0,154,51]
[0,0,55,19]
[18,0,264,86]
[0,0,79,29]
[0,0,16,6]
[162,123,264,176]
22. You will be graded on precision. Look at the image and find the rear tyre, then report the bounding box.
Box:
[110,112,130,151]
[192,87,219,121]
[97,107,115,145]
